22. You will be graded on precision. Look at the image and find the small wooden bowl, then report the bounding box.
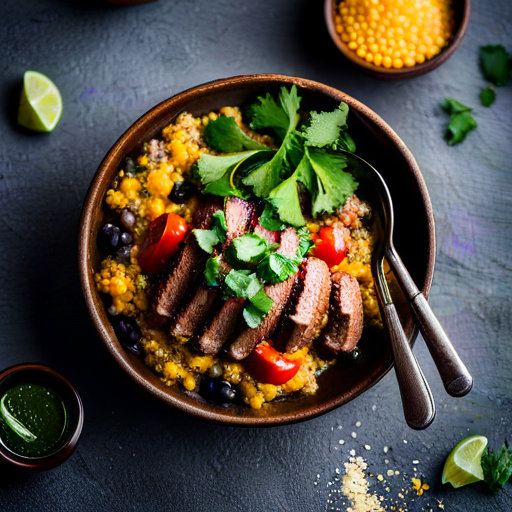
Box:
[325,0,470,80]
[79,74,436,426]
[0,364,84,471]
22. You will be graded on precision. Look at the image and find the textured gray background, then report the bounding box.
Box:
[0,0,511,511]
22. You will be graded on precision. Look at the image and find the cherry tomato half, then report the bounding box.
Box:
[138,213,188,274]
[312,227,347,269]
[244,342,301,385]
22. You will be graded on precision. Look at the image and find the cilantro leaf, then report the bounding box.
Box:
[226,233,269,266]
[211,211,227,243]
[193,229,221,254]
[336,130,357,153]
[256,252,298,284]
[259,202,284,231]
[295,226,314,261]
[303,103,349,148]
[197,150,273,197]
[249,85,301,137]
[441,98,472,114]
[204,255,221,286]
[224,269,261,299]
[306,147,358,216]
[441,99,477,145]
[480,45,512,86]
[268,172,305,227]
[204,116,269,153]
[481,443,512,494]
[243,289,274,328]
[445,112,477,145]
[480,87,496,107]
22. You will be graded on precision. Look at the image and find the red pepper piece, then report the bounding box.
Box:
[312,227,347,269]
[244,342,301,385]
[138,213,188,274]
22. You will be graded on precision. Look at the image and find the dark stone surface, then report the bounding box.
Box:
[0,0,511,510]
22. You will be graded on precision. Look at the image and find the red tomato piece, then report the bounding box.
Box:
[244,342,301,385]
[312,227,347,269]
[138,213,188,274]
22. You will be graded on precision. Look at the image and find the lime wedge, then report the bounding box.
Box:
[17,71,63,132]
[442,435,488,488]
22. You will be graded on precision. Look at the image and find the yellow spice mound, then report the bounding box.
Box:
[335,0,456,68]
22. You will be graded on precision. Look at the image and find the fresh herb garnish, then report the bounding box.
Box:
[480,87,496,107]
[481,442,512,494]
[256,252,298,284]
[480,45,512,87]
[441,98,477,145]
[204,255,221,286]
[259,202,284,231]
[303,102,349,148]
[226,233,269,266]
[193,229,221,254]
[204,116,269,153]
[224,269,273,328]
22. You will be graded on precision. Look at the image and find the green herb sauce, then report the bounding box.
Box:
[0,383,68,458]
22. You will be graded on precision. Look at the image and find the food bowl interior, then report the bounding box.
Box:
[325,0,469,80]
[0,365,83,468]
[81,75,435,425]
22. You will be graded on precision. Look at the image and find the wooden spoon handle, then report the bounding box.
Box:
[381,302,436,430]
[386,246,473,397]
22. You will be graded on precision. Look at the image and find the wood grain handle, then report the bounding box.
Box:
[409,293,473,397]
[386,247,473,398]
[381,302,436,430]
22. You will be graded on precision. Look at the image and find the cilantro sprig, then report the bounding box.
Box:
[481,442,512,494]
[195,86,359,227]
[441,98,477,145]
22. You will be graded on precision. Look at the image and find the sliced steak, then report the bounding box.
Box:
[169,286,219,338]
[151,200,221,319]
[317,271,364,356]
[229,274,297,360]
[196,298,245,355]
[224,197,256,244]
[283,257,331,353]
[277,227,299,257]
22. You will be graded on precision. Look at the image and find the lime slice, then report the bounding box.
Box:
[442,435,488,488]
[17,71,63,132]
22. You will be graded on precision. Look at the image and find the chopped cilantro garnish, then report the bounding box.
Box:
[441,98,477,145]
[193,229,221,254]
[303,103,349,148]
[204,255,221,286]
[243,289,274,328]
[256,253,298,285]
[204,116,269,153]
[226,233,269,266]
[480,87,496,107]
[268,173,305,227]
[481,442,512,494]
[480,45,512,87]
[259,202,284,231]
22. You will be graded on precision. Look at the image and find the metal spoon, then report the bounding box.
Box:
[342,150,473,405]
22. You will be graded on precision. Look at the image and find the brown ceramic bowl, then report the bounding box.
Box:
[0,364,84,471]
[78,74,435,426]
[325,0,470,80]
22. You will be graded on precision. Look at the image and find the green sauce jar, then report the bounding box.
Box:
[0,364,83,471]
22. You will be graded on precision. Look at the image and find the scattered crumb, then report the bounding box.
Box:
[387,470,394,477]
[352,432,357,438]
[339,440,345,445]
[412,460,419,465]
[383,446,389,454]
[356,421,362,427]
[411,477,430,496]
[403,440,408,444]
[364,445,371,451]
[395,471,400,476]
[350,449,356,456]
[377,474,384,482]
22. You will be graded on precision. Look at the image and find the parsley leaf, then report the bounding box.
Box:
[480,45,512,86]
[296,226,314,261]
[441,98,477,145]
[193,229,221,254]
[211,211,227,243]
[259,202,284,231]
[204,116,269,153]
[303,102,349,148]
[481,443,512,494]
[256,252,298,284]
[306,147,358,216]
[204,255,221,286]
[336,130,357,153]
[226,233,269,266]
[480,87,496,107]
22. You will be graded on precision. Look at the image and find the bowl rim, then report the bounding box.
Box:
[0,363,84,470]
[324,0,471,80]
[78,73,436,426]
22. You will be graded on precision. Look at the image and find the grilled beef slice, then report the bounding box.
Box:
[317,271,364,355]
[277,227,299,257]
[169,286,219,338]
[151,201,221,319]
[283,257,331,353]
[196,298,245,355]
[224,196,256,244]
[229,274,297,360]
